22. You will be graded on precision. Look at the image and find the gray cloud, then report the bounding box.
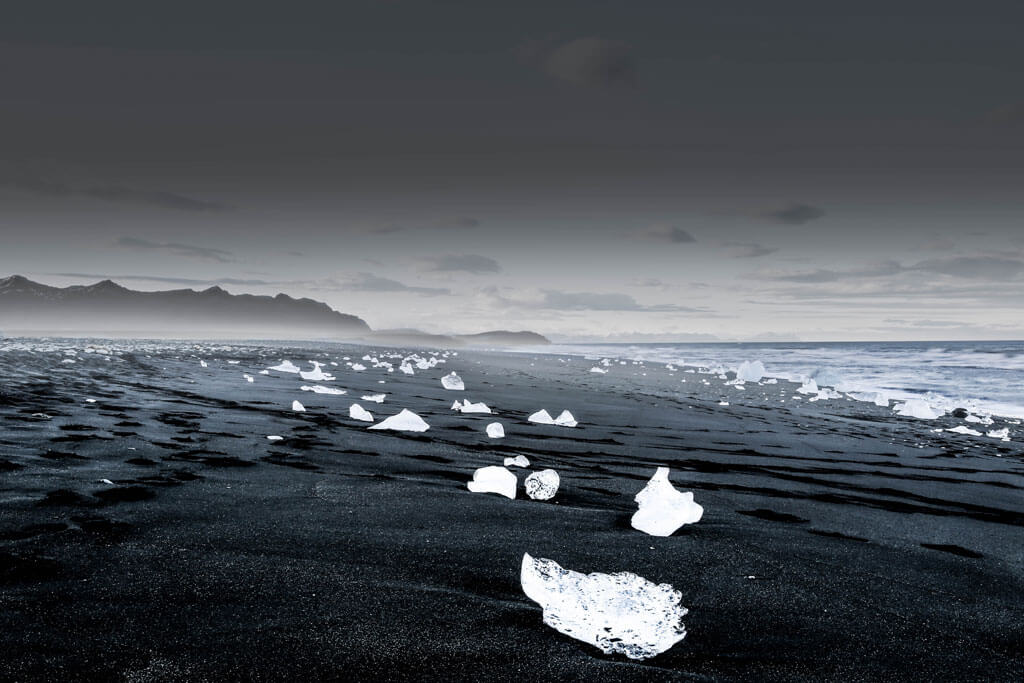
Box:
[761,203,826,225]
[325,272,451,296]
[115,237,235,263]
[540,290,705,313]
[520,37,636,87]
[753,256,1023,283]
[644,224,697,243]
[83,186,230,212]
[49,273,273,287]
[726,242,778,258]
[0,165,231,212]
[420,254,502,274]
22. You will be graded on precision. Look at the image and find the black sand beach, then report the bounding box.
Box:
[1,340,1022,681]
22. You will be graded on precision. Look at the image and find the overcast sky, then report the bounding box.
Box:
[2,1,1023,341]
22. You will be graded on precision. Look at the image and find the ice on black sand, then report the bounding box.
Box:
[441,371,465,391]
[525,469,559,500]
[467,466,516,499]
[520,553,688,660]
[348,404,374,422]
[368,409,430,432]
[631,467,703,536]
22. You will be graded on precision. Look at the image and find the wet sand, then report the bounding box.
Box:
[1,341,1022,681]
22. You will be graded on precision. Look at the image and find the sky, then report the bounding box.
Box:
[2,0,1023,341]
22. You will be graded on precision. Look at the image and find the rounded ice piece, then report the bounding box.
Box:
[487,422,506,439]
[467,465,516,499]
[459,400,491,414]
[441,372,465,391]
[368,408,430,432]
[348,403,374,422]
[895,398,941,420]
[291,400,306,412]
[520,553,688,660]
[631,467,703,536]
[269,360,301,373]
[525,469,559,500]
[361,393,386,403]
[504,454,529,468]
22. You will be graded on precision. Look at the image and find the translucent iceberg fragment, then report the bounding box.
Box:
[895,399,941,420]
[349,403,374,422]
[199,360,208,368]
[988,427,1010,441]
[947,425,982,436]
[520,553,688,660]
[368,408,430,432]
[243,374,254,383]
[525,469,559,500]
[301,384,346,395]
[631,467,703,536]
[299,362,335,382]
[487,422,505,439]
[796,378,819,395]
[269,360,301,373]
[554,410,577,427]
[291,400,306,412]
[467,465,516,499]
[590,367,608,374]
[361,393,386,403]
[528,409,555,424]
[266,435,283,442]
[458,401,491,414]
[735,360,765,383]
[504,454,529,468]
[441,372,465,391]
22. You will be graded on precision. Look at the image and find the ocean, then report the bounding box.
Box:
[535,340,1024,420]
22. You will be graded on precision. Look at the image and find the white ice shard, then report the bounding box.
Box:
[458,401,492,414]
[269,360,301,373]
[504,454,529,468]
[301,384,347,395]
[350,363,367,371]
[520,553,688,660]
[467,465,516,499]
[451,400,463,410]
[528,409,555,425]
[590,367,608,374]
[349,403,374,422]
[266,435,283,442]
[300,362,335,382]
[735,360,765,383]
[631,467,703,536]
[291,400,306,412]
[487,422,505,439]
[796,378,819,395]
[259,369,270,375]
[554,410,577,428]
[441,372,465,391]
[988,427,1010,441]
[399,363,415,375]
[895,399,941,420]
[199,360,208,368]
[368,408,430,432]
[525,469,560,500]
[243,374,254,383]
[361,393,386,403]
[947,425,982,436]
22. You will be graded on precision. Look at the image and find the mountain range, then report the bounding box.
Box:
[0,276,548,345]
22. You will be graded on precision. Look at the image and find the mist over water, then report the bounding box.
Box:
[535,340,1024,419]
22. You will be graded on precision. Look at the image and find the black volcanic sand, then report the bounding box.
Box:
[1,340,1022,681]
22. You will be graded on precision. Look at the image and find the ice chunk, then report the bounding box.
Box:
[243,374,254,383]
[631,467,703,536]
[399,363,414,375]
[467,465,516,499]
[947,425,982,436]
[291,400,306,412]
[199,360,208,368]
[554,410,577,428]
[735,360,765,383]
[300,362,335,382]
[590,367,608,374]
[796,378,819,395]
[266,435,283,442]
[458,401,491,414]
[361,393,386,403]
[451,400,463,410]
[301,384,347,395]
[988,427,1010,441]
[504,454,529,468]
[259,369,270,375]
[441,372,465,391]
[269,360,301,373]
[520,553,688,660]
[368,408,430,432]
[486,422,505,439]
[895,399,941,420]
[525,469,560,500]
[349,403,374,422]
[528,409,555,425]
